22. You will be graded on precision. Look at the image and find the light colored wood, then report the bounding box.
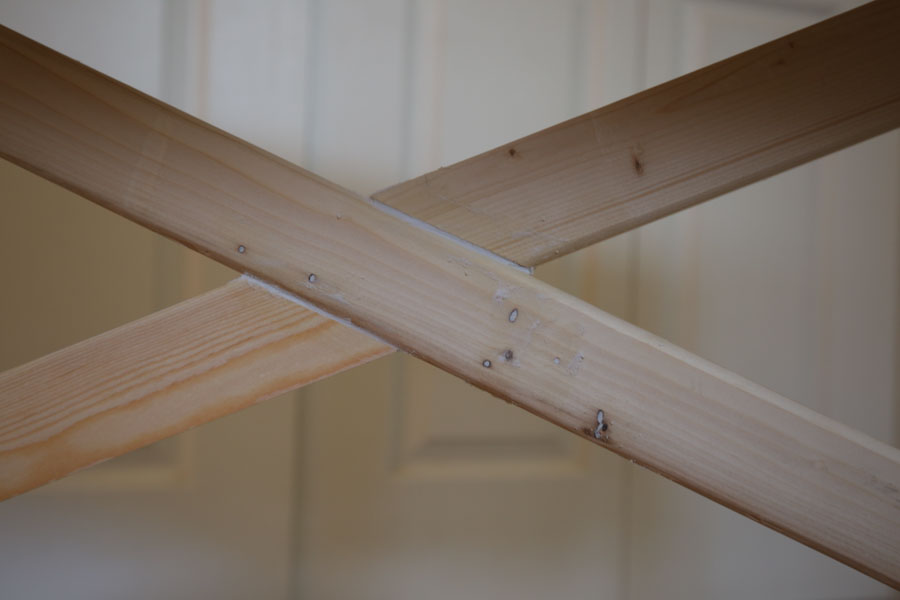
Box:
[375,0,900,267]
[0,277,392,500]
[2,20,899,586]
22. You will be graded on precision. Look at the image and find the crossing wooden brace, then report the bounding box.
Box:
[1,0,899,588]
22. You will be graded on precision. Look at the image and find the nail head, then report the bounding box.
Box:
[594,409,609,439]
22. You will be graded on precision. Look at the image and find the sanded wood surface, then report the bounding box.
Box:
[2,20,899,585]
[0,277,391,500]
[375,0,900,266]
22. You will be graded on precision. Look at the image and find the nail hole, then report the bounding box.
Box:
[308,273,317,283]
[503,349,513,361]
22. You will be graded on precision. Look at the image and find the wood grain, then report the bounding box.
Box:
[0,277,391,500]
[2,9,899,586]
[375,0,900,266]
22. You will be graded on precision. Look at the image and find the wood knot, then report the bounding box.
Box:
[631,145,645,176]
[632,153,644,176]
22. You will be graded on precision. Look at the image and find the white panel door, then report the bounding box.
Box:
[2,2,897,598]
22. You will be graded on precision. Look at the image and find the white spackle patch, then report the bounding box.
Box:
[509,317,542,353]
[494,285,513,302]
[448,256,473,269]
[566,352,585,376]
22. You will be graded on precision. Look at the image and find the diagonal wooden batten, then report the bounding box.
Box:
[2,15,899,586]
[0,277,392,500]
[375,0,900,267]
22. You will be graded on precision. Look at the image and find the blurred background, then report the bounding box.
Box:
[0,0,898,598]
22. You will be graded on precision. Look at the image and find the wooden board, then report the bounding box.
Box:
[2,18,898,585]
[375,0,900,266]
[0,277,392,500]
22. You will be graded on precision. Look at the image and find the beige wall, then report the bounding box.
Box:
[0,1,898,598]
